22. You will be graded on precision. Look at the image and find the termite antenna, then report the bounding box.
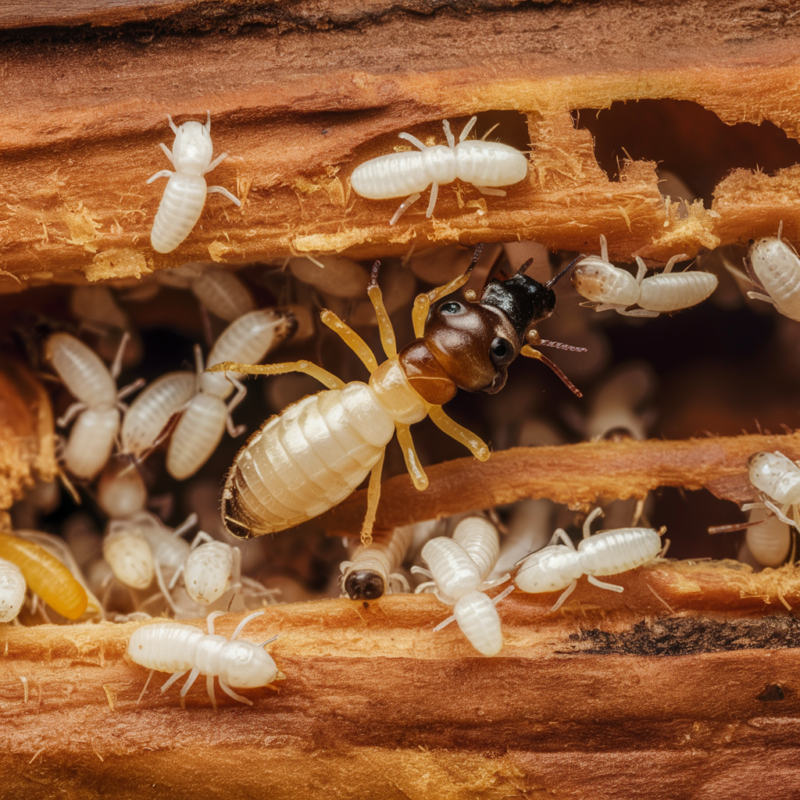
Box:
[527,330,588,353]
[546,254,585,289]
[515,258,535,276]
[521,345,583,397]
[369,260,381,287]
[708,519,764,534]
[258,634,280,648]
[468,243,485,273]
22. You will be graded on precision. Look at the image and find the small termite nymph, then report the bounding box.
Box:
[127,610,284,709]
[572,235,717,317]
[209,248,582,545]
[148,112,241,254]
[350,117,528,225]
[45,332,143,480]
[746,224,800,321]
[0,558,26,622]
[515,508,665,611]
[746,451,800,532]
[340,525,414,600]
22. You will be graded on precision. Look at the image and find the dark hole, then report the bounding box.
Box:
[571,99,800,204]
[473,110,531,153]
[363,602,369,609]
[756,684,786,702]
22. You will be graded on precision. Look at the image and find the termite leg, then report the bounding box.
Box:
[146,170,173,184]
[550,528,576,549]
[582,508,604,538]
[367,261,397,359]
[206,674,218,711]
[160,668,188,695]
[587,575,625,593]
[57,401,87,428]
[395,423,428,490]
[390,192,422,226]
[550,580,577,612]
[225,375,248,437]
[425,183,439,218]
[179,667,201,701]
[360,449,386,546]
[205,360,345,391]
[219,679,252,706]
[205,152,227,173]
[137,670,155,704]
[319,310,378,373]
[207,186,241,207]
[428,405,490,461]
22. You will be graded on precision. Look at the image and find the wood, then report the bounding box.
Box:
[318,430,800,536]
[0,1,799,289]
[3,560,800,799]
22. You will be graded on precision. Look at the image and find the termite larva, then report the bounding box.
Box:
[156,263,256,321]
[743,507,792,568]
[515,508,664,611]
[350,117,528,225]
[174,541,240,606]
[148,113,241,254]
[746,451,800,532]
[572,235,717,317]
[167,309,297,480]
[339,525,414,600]
[128,610,283,709]
[0,531,89,620]
[0,558,26,622]
[746,224,800,321]
[210,247,581,544]
[45,332,142,480]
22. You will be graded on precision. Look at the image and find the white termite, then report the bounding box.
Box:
[432,586,515,657]
[452,516,500,582]
[585,363,655,442]
[746,224,800,321]
[746,451,800,532]
[0,558,26,622]
[412,537,483,603]
[744,507,792,568]
[148,113,241,254]
[173,541,240,606]
[156,262,256,321]
[340,524,414,600]
[166,309,296,480]
[288,256,370,300]
[128,610,283,709]
[515,508,664,610]
[350,117,528,225]
[572,235,717,317]
[45,332,143,480]
[70,285,142,366]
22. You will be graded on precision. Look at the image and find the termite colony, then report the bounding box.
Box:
[2,108,800,707]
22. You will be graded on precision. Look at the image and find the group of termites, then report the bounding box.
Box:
[2,112,799,708]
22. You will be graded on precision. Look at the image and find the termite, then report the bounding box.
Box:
[745,224,800,321]
[744,451,800,532]
[340,525,414,600]
[288,256,370,300]
[0,531,89,620]
[166,309,297,480]
[172,541,241,606]
[572,235,717,317]
[45,332,143,480]
[148,113,241,254]
[350,117,528,225]
[0,558,26,622]
[128,610,284,709]
[515,508,665,611]
[209,247,582,544]
[156,262,256,322]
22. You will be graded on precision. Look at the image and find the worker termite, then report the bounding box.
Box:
[711,507,793,569]
[128,610,283,709]
[45,332,143,480]
[572,235,717,317]
[340,525,414,600]
[515,508,665,610]
[745,224,800,321]
[148,113,241,254]
[350,117,528,225]
[0,558,26,622]
[745,451,800,532]
[209,247,582,544]
[166,309,296,480]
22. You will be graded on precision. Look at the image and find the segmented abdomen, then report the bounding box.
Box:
[638,272,718,312]
[222,383,395,538]
[151,174,207,253]
[350,151,431,199]
[578,528,661,576]
[128,623,204,672]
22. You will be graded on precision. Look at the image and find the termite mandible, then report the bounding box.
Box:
[208,246,584,545]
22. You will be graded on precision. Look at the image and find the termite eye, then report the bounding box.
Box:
[439,302,463,315]
[490,337,514,367]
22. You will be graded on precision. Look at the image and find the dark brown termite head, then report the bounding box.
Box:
[344,570,385,601]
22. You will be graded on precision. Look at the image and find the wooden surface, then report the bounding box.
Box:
[2,560,800,799]
[0,1,799,288]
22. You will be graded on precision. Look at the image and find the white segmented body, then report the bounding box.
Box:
[223,360,424,537]
[571,255,640,307]
[418,537,482,603]
[748,235,800,320]
[452,517,499,581]
[64,408,120,479]
[452,590,504,656]
[350,117,527,224]
[127,611,281,708]
[577,527,663,576]
[70,285,129,331]
[148,115,241,254]
[515,545,582,594]
[0,558,26,622]
[167,310,295,481]
[289,256,370,300]
[45,332,117,405]
[749,452,800,506]
[192,267,255,321]
[745,507,792,567]
[183,542,235,604]
[121,371,197,458]
[103,528,154,589]
[340,524,415,600]
[637,271,718,312]
[97,462,148,520]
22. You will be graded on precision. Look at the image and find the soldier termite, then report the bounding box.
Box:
[208,247,582,545]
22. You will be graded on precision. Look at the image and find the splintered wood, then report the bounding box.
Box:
[0,1,799,290]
